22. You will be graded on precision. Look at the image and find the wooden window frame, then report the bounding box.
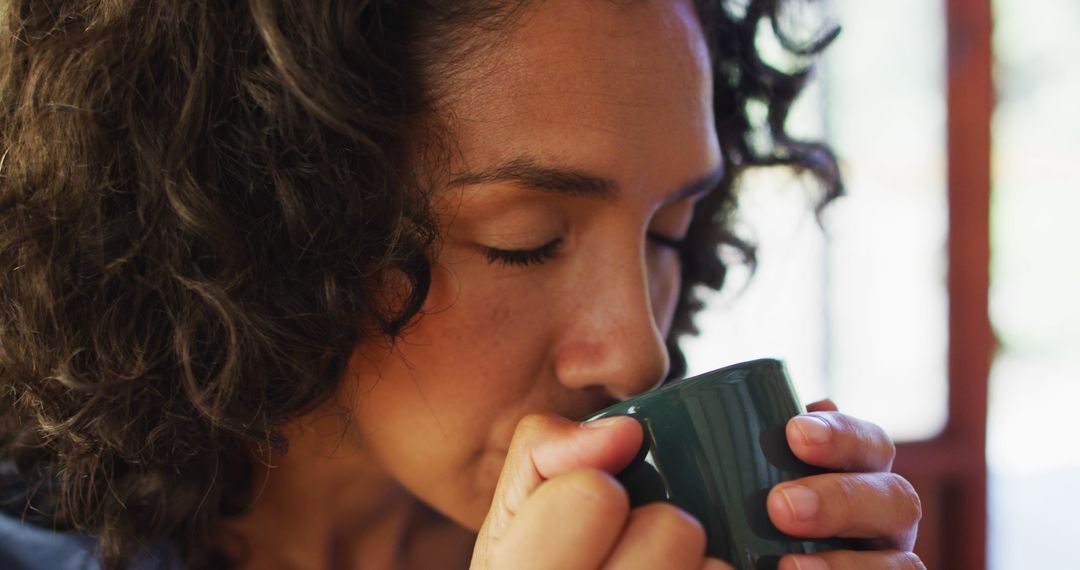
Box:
[891,0,993,568]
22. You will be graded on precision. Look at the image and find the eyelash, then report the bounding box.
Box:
[646,231,686,251]
[484,232,685,268]
[485,239,563,267]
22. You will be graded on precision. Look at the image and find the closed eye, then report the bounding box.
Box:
[647,231,686,250]
[484,238,563,267]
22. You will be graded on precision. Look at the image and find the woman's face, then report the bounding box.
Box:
[344,0,720,530]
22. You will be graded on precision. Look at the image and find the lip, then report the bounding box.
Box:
[563,396,621,422]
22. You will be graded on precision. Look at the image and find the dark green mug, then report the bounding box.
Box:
[583,358,859,570]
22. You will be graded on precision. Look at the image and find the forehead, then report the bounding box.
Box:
[435,0,719,189]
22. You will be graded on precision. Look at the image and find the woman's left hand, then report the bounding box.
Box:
[768,400,926,570]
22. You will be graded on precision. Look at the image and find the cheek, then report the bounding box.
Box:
[389,265,550,427]
[339,313,540,528]
[426,263,553,377]
[375,260,556,430]
[349,263,563,527]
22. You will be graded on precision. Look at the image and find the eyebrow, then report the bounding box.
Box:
[448,157,725,204]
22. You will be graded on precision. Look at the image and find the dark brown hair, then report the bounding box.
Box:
[0,1,839,568]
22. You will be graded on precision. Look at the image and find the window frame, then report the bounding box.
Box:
[891,0,993,567]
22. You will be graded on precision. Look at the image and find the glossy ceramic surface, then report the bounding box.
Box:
[584,359,858,570]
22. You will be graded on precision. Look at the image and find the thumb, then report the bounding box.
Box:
[474,414,643,550]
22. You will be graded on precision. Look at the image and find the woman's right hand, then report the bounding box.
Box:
[470,414,732,570]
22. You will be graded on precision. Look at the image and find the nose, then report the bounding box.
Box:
[551,246,671,400]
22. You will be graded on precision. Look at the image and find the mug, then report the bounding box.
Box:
[583,358,859,570]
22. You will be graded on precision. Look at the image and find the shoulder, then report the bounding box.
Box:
[0,509,183,570]
[0,508,100,570]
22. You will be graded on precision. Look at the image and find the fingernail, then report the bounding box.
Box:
[780,485,819,522]
[792,415,831,446]
[788,555,828,570]
[580,416,623,429]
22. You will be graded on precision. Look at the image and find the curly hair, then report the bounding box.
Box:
[0,0,840,568]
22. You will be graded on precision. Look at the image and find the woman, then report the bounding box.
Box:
[0,0,924,569]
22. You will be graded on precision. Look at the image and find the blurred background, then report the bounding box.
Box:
[681,0,1078,568]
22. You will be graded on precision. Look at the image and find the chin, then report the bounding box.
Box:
[437,490,492,532]
[460,508,488,532]
[430,462,501,532]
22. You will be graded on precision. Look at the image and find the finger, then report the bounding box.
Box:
[779,550,926,570]
[806,399,839,412]
[767,473,922,551]
[786,412,896,472]
[494,468,630,570]
[473,414,643,560]
[601,502,706,570]
[700,559,736,570]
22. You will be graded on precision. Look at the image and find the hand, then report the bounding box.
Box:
[768,400,925,570]
[470,414,732,570]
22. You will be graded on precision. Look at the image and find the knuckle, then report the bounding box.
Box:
[874,424,898,465]
[829,414,862,469]
[834,413,895,470]
[819,550,925,570]
[516,413,557,438]
[634,502,707,555]
[510,413,563,452]
[822,474,860,521]
[827,411,853,436]
[887,474,923,526]
[898,551,927,570]
[553,468,629,518]
[853,424,892,469]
